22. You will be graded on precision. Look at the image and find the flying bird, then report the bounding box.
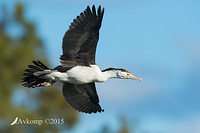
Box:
[21,5,142,114]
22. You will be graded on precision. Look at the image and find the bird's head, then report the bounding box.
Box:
[117,69,142,81]
[102,68,142,81]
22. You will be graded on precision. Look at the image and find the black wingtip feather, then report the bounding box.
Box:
[92,5,96,17]
[97,5,101,16]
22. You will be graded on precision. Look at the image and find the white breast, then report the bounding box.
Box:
[66,65,102,84]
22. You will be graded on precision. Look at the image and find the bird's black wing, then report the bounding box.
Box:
[60,5,104,67]
[62,82,104,114]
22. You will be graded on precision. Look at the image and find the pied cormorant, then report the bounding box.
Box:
[21,5,142,114]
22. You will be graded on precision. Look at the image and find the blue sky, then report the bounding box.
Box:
[1,0,200,132]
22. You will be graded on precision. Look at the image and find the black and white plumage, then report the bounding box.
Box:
[21,5,142,114]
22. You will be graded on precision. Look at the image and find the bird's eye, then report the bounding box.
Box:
[127,73,129,75]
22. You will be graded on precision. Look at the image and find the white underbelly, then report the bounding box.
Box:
[66,65,101,84]
[46,65,102,84]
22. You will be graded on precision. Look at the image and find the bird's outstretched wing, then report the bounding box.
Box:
[60,5,104,67]
[62,82,104,114]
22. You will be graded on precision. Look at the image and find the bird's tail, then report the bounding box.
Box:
[21,60,55,88]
